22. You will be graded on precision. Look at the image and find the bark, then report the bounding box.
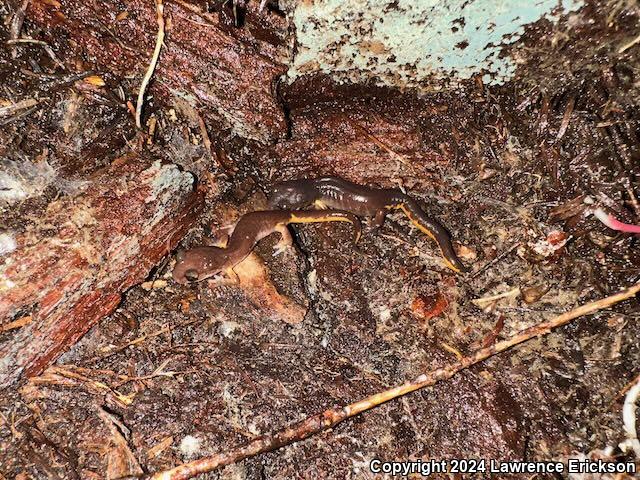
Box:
[26,0,289,143]
[0,155,204,386]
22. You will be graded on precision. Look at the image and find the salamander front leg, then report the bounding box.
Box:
[204,223,235,247]
[203,233,229,248]
[273,224,294,256]
[206,268,239,287]
[374,209,387,228]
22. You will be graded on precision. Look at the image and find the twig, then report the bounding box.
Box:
[9,0,30,59]
[147,283,640,480]
[470,242,520,279]
[113,359,195,387]
[611,373,640,406]
[101,24,139,53]
[196,111,217,169]
[82,318,202,365]
[537,94,550,137]
[82,326,171,365]
[0,104,40,126]
[619,33,640,54]
[472,287,521,308]
[0,98,41,117]
[556,96,575,141]
[351,121,414,170]
[136,0,165,129]
[6,38,65,69]
[30,366,134,407]
[170,0,217,24]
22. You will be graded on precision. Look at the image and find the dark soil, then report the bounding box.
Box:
[1,0,639,479]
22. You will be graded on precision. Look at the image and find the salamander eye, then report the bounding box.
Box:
[185,269,199,282]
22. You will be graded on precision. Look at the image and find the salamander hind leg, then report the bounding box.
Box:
[273,223,294,256]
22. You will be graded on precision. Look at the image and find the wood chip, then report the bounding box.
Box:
[84,75,106,87]
[147,436,174,459]
[141,279,168,291]
[1,315,33,332]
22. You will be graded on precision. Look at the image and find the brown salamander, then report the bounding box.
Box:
[267,176,468,273]
[172,209,361,284]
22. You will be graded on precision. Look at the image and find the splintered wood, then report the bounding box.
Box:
[0,155,203,386]
[26,0,288,143]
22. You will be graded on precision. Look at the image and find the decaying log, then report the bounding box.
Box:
[0,155,203,387]
[261,94,449,186]
[26,0,289,143]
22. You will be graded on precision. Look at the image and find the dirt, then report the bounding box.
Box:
[1,0,639,479]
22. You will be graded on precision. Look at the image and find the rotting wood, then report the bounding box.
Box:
[147,282,640,480]
[0,154,204,387]
[25,0,289,143]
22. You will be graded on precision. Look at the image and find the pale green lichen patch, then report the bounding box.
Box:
[143,161,195,230]
[288,0,583,88]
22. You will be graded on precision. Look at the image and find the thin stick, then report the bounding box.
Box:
[136,0,165,129]
[82,326,171,365]
[0,97,40,117]
[148,283,640,480]
[9,0,30,59]
[619,33,640,54]
[556,96,575,141]
[6,38,65,69]
[470,242,520,279]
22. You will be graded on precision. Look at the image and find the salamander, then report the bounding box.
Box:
[172,209,361,284]
[267,176,468,273]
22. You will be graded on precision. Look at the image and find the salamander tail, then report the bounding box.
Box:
[396,197,469,273]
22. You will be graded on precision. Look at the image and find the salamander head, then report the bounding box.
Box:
[172,247,230,284]
[267,180,316,209]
